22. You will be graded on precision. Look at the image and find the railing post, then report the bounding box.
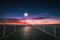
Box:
[15,25,16,32]
[3,26,5,37]
[54,26,56,36]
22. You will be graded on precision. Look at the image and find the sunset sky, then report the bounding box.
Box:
[0,0,60,24]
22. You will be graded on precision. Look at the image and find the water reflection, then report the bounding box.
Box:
[22,25,31,39]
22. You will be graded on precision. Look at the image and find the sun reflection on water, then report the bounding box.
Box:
[22,25,31,39]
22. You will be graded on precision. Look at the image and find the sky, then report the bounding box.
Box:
[0,0,60,20]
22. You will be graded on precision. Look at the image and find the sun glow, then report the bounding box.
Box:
[24,13,28,17]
